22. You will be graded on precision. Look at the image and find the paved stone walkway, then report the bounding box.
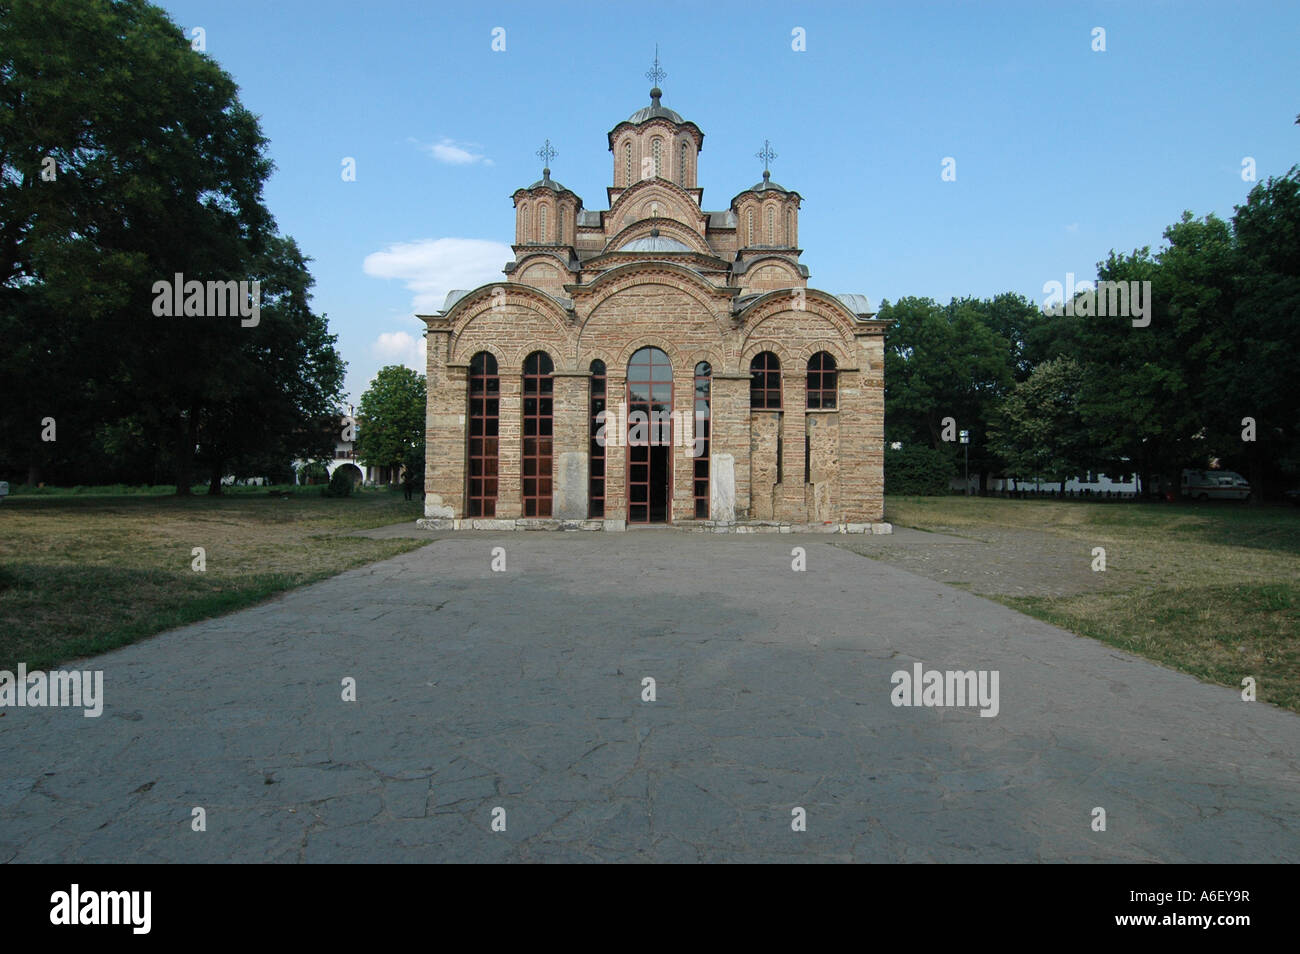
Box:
[2,532,1297,862]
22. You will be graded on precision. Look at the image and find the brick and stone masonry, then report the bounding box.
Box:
[416,82,889,534]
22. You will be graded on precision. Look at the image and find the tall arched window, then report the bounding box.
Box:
[467,352,500,517]
[806,352,837,409]
[786,210,793,246]
[588,360,606,518]
[624,141,633,186]
[746,209,754,246]
[557,209,564,245]
[522,351,554,517]
[539,205,547,244]
[521,207,529,244]
[693,362,711,518]
[750,352,782,409]
[678,143,688,187]
[766,207,774,245]
[652,138,662,177]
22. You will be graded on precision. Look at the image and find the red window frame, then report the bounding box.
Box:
[522,351,554,517]
[466,351,499,517]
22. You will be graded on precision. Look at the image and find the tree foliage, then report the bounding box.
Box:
[355,365,426,481]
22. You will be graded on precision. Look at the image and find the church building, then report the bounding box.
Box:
[419,61,888,531]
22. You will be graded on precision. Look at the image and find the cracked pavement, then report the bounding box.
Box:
[1,531,1297,862]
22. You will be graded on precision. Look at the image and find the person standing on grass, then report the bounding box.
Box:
[403,470,414,501]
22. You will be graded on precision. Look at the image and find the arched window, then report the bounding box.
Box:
[679,142,688,187]
[627,346,674,523]
[466,352,500,517]
[806,352,837,409]
[520,207,529,244]
[786,210,793,246]
[588,360,606,518]
[539,205,547,244]
[746,209,754,246]
[750,351,782,409]
[624,141,633,187]
[557,209,564,245]
[766,207,774,245]
[522,351,554,517]
[693,362,711,518]
[652,138,662,177]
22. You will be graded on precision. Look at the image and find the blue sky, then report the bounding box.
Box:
[154,0,1300,404]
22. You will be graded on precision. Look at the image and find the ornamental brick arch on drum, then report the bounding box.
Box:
[418,61,888,531]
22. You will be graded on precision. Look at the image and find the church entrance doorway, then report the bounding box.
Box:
[627,346,673,524]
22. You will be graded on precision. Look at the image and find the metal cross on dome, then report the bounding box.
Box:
[536,139,557,171]
[756,140,778,174]
[646,45,667,87]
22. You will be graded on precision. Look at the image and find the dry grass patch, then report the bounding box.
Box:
[883,496,1300,712]
[0,490,429,669]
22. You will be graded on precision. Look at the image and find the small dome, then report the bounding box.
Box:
[626,89,685,125]
[525,168,571,193]
[620,234,692,253]
[749,169,789,194]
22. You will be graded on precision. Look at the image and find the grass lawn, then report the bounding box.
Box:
[0,486,428,671]
[885,496,1300,712]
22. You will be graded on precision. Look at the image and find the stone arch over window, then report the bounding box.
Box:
[466,351,500,517]
[521,350,554,517]
[806,351,837,409]
[750,351,782,409]
[624,141,633,187]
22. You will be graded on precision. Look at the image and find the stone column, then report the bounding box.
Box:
[777,372,808,522]
[840,327,886,522]
[671,364,695,522]
[709,373,749,521]
[496,373,523,518]
[551,370,589,519]
[424,325,466,519]
[603,367,628,523]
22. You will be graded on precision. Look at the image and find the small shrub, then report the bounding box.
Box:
[885,444,956,496]
[325,468,353,497]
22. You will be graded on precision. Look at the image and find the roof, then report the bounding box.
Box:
[520,169,574,194]
[748,170,790,194]
[576,210,602,227]
[835,293,873,315]
[619,234,693,253]
[608,89,703,148]
[440,289,471,313]
[707,210,737,228]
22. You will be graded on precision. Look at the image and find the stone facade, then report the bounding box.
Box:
[419,83,888,531]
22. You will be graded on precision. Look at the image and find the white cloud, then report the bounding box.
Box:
[363,237,512,313]
[417,137,493,166]
[372,330,425,373]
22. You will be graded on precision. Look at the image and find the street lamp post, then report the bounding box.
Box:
[960,430,970,496]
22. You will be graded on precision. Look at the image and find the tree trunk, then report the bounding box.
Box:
[26,462,40,487]
[207,461,223,496]
[1249,441,1264,506]
[174,409,197,495]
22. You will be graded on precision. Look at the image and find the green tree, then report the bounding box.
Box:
[882,296,1016,490]
[988,357,1092,484]
[355,365,426,484]
[0,0,342,493]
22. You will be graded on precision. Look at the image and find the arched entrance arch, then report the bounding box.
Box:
[627,346,673,523]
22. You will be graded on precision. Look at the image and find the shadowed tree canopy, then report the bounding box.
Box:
[0,0,344,490]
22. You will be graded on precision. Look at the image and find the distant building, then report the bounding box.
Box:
[293,407,397,486]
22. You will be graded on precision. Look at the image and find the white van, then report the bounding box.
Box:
[1181,469,1251,501]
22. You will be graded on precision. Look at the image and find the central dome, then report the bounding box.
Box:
[625,88,685,125]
